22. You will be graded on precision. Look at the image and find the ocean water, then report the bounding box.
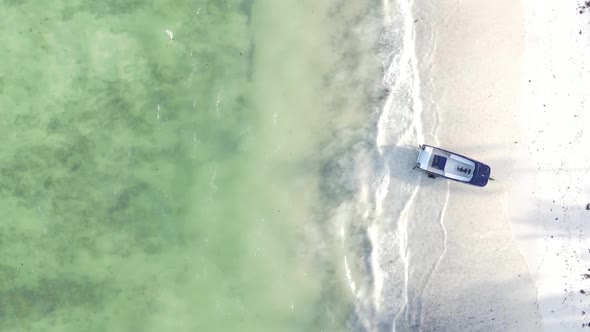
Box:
[0,0,417,331]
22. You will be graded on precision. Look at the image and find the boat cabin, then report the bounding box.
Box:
[414,145,492,187]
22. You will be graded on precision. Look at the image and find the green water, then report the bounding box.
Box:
[0,1,380,331]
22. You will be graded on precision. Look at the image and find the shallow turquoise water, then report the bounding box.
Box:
[0,0,382,331]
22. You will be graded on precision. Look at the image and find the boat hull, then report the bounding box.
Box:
[414,145,492,187]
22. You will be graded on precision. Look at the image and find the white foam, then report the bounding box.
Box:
[392,185,419,330]
[417,181,449,328]
[370,0,432,329]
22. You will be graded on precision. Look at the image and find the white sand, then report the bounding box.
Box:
[351,0,589,329]
[412,0,546,330]
[412,0,590,330]
[509,1,590,330]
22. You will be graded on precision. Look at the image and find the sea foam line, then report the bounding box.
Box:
[378,0,425,330]
[401,0,424,146]
[369,0,427,329]
[392,184,420,331]
[370,173,390,312]
[417,181,449,331]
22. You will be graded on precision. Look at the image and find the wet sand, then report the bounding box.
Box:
[412,0,542,330]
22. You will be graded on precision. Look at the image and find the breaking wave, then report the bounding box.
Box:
[319,0,450,330]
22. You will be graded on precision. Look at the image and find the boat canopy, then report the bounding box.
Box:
[415,145,491,187]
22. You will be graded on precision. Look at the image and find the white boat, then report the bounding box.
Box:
[413,145,493,187]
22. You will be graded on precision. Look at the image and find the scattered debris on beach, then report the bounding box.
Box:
[581,289,586,294]
[586,203,590,210]
[579,1,590,14]
[583,273,590,279]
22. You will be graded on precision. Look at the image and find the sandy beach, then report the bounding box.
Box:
[407,0,590,330]
[410,0,542,330]
[509,0,590,330]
